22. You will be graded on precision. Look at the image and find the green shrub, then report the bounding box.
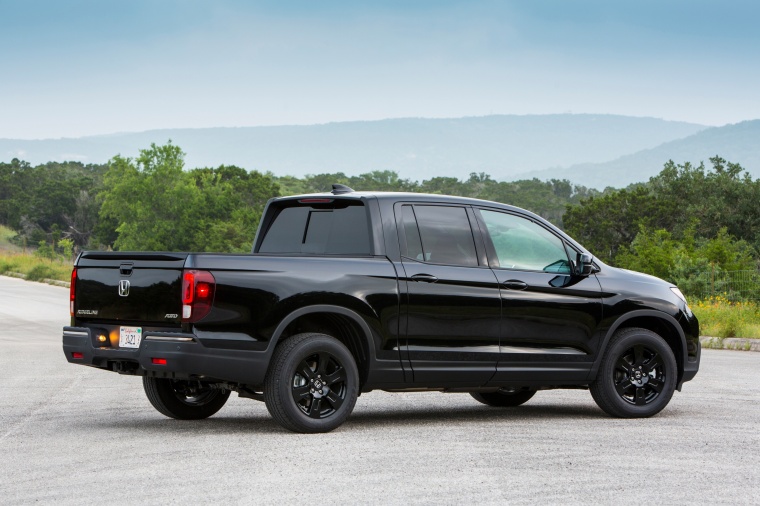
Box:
[26,264,57,281]
[0,258,19,273]
[58,238,75,261]
[35,241,56,261]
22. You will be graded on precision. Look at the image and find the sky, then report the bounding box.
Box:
[1,0,759,139]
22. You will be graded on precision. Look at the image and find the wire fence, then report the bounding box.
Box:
[681,269,760,302]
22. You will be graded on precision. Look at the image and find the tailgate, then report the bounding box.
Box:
[74,252,189,324]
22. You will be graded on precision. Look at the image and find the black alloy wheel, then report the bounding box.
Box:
[591,327,677,418]
[613,344,666,406]
[291,351,348,419]
[143,377,230,420]
[265,333,359,433]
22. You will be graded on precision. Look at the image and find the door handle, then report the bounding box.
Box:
[502,279,528,290]
[410,273,438,283]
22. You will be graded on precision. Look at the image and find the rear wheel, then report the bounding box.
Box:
[143,377,230,420]
[590,327,677,418]
[265,333,359,433]
[470,389,536,407]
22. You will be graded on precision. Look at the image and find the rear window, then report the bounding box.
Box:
[258,201,371,255]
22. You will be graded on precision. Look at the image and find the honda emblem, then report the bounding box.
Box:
[118,279,130,297]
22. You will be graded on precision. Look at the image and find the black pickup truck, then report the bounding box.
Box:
[63,185,701,432]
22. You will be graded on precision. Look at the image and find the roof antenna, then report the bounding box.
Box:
[331,184,354,195]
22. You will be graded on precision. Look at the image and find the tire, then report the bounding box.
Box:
[264,333,359,433]
[470,389,536,407]
[590,327,677,418]
[143,376,230,420]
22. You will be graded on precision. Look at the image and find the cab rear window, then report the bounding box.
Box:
[258,201,371,255]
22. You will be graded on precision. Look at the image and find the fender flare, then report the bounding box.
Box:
[264,304,378,363]
[589,309,687,379]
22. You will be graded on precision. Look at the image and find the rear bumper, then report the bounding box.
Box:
[62,326,270,387]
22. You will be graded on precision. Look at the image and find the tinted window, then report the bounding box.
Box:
[412,205,478,267]
[480,210,571,273]
[401,205,424,260]
[259,202,370,255]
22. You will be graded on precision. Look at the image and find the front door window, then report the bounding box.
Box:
[479,210,571,274]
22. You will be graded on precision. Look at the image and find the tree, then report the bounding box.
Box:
[0,159,31,228]
[564,157,760,263]
[100,142,205,251]
[189,165,280,252]
[563,186,672,262]
[650,157,760,250]
[615,226,756,295]
[0,159,109,249]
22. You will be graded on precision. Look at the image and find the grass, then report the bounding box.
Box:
[0,251,72,282]
[1,225,74,282]
[692,295,760,339]
[0,224,21,252]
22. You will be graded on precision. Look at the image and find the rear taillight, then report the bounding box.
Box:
[181,270,215,323]
[70,268,77,317]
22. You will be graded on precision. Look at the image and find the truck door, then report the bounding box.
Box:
[395,203,501,386]
[473,208,603,383]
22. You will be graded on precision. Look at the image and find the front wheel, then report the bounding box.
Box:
[264,333,359,433]
[143,377,230,420]
[470,389,536,407]
[590,327,677,418]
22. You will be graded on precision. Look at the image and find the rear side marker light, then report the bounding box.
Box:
[151,358,167,365]
[72,352,84,359]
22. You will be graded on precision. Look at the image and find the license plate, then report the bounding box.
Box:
[119,326,142,348]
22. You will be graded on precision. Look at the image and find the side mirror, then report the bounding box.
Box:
[574,253,594,277]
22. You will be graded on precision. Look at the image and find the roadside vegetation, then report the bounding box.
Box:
[692,296,760,339]
[0,252,71,282]
[1,143,758,338]
[0,223,19,252]
[1,225,72,282]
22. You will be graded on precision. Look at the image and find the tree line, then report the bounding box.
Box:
[563,156,760,295]
[0,142,596,252]
[1,142,758,293]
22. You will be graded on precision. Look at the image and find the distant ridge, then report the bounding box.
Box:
[0,114,704,183]
[515,120,760,189]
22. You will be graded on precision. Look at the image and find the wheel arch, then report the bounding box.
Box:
[591,310,687,387]
[267,305,376,388]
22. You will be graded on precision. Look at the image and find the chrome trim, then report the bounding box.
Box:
[500,345,586,355]
[403,344,585,355]
[144,335,195,342]
[406,345,500,353]
[63,331,89,337]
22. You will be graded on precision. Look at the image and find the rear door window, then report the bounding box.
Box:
[402,205,479,267]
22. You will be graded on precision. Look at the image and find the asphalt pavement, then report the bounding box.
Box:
[1,275,758,504]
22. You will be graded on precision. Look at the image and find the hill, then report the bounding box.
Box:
[0,114,704,181]
[516,120,760,188]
